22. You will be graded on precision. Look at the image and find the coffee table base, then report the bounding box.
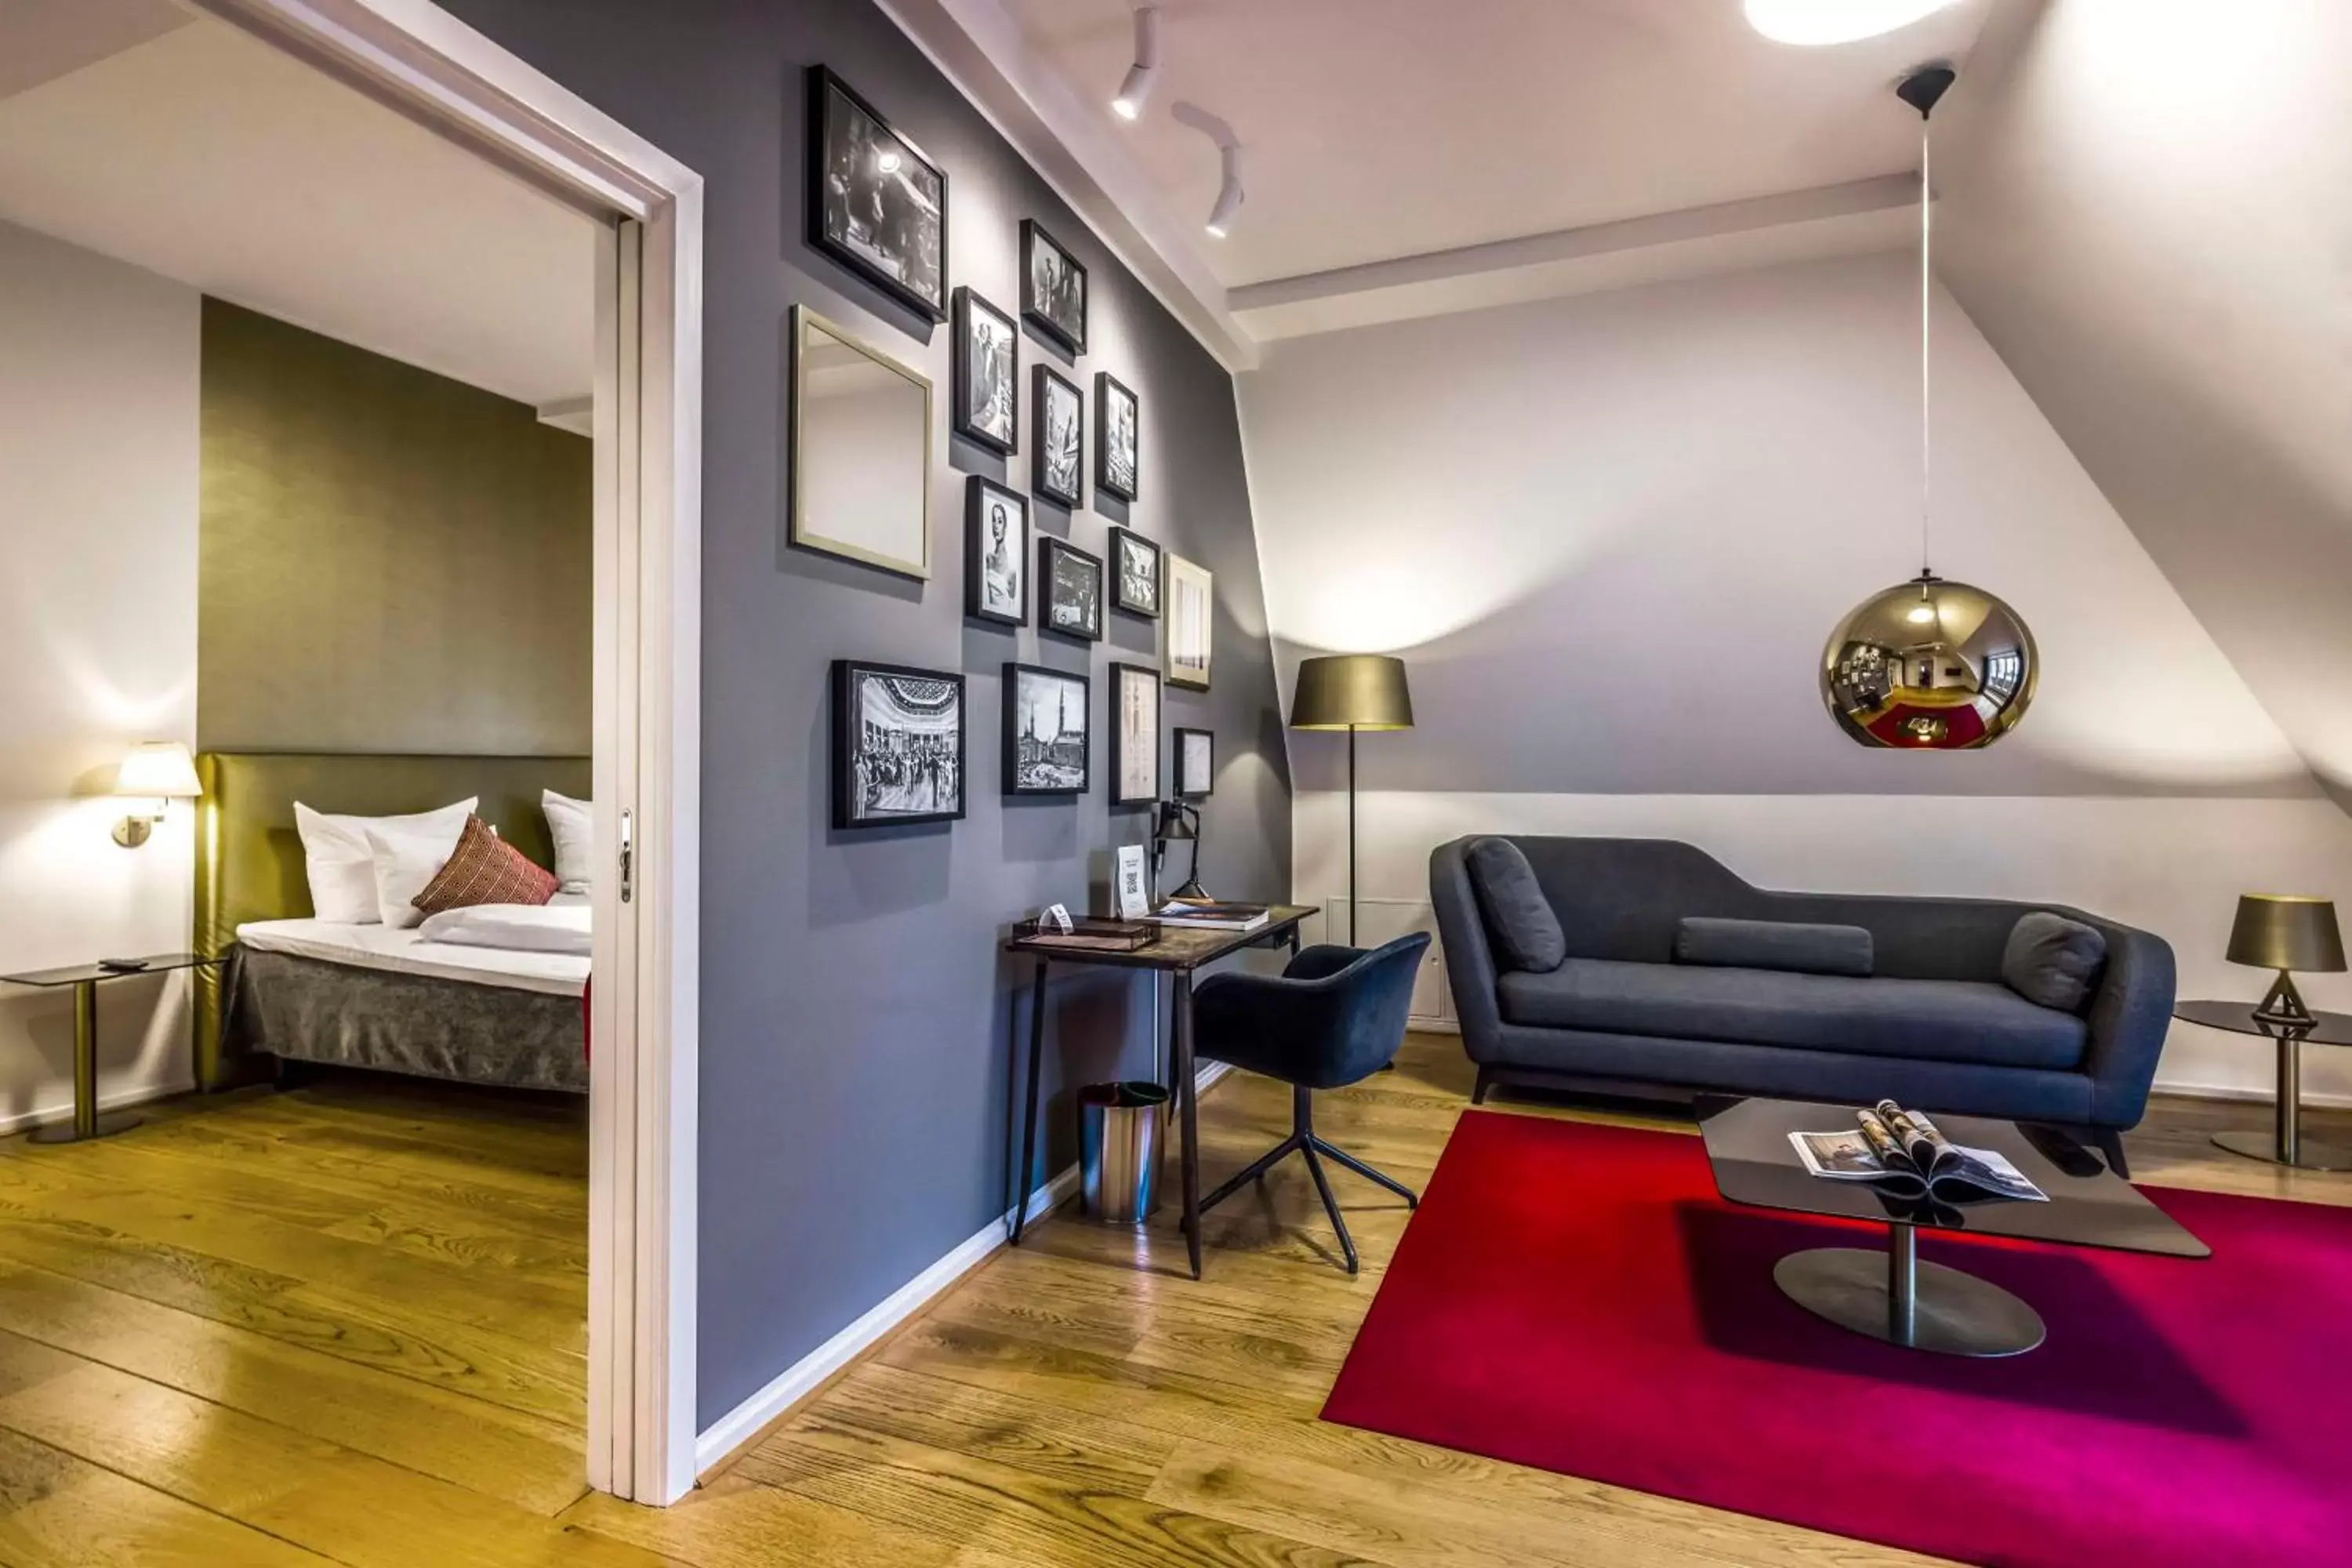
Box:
[2212,1129,2352,1174]
[1775,1228,2044,1358]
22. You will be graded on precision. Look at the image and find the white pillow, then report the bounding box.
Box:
[293,798,474,924]
[363,818,469,930]
[417,902,592,956]
[543,789,593,895]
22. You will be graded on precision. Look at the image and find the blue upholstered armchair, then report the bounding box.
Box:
[1192,934,1430,1272]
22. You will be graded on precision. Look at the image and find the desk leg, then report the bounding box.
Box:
[30,980,141,1145]
[1010,960,1049,1243]
[1174,970,1201,1279]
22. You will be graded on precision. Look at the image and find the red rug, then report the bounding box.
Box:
[1322,1112,2352,1568]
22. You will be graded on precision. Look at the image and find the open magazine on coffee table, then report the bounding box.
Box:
[1790,1100,2048,1204]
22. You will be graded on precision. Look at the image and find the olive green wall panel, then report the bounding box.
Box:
[198,299,590,754]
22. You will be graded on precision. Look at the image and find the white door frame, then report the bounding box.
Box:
[186,0,704,1504]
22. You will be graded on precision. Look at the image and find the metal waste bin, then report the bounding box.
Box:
[1078,1080,1167,1224]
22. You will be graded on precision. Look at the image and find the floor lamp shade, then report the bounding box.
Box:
[1289,655,1414,731]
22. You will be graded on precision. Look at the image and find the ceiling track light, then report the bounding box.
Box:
[1173,100,1243,238]
[1111,5,1160,121]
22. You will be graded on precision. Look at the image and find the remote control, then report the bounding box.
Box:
[97,958,150,972]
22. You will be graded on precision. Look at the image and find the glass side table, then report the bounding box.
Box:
[2174,999,2352,1171]
[0,954,218,1145]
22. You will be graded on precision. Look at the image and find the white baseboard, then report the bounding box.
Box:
[0,1076,192,1138]
[692,1058,1234,1479]
[2154,1076,2352,1111]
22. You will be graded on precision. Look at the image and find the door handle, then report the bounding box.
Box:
[618,808,634,905]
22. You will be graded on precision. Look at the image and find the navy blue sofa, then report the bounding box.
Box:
[1429,837,2176,1173]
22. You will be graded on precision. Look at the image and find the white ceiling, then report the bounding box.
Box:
[0,5,597,407]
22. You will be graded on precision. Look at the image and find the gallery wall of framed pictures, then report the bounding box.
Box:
[808,61,1214,831]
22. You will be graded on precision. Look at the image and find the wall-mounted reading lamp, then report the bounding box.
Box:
[112,740,201,848]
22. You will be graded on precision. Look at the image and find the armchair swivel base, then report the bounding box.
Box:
[1200,1084,1417,1274]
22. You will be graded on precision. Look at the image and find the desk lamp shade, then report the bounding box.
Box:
[2229,894,2346,1027]
[1289,655,1414,731]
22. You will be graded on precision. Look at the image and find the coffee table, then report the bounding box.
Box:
[1697,1096,2209,1359]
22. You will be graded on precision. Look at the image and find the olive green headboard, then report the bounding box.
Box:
[193,752,590,1087]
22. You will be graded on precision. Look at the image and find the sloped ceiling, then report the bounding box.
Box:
[1936,0,2352,811]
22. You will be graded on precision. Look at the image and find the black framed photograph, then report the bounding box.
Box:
[1038,535,1102,641]
[1021,219,1087,355]
[1002,662,1089,796]
[808,66,947,322]
[952,287,1017,453]
[1174,727,1214,797]
[1109,662,1161,807]
[1032,365,1083,508]
[831,659,965,829]
[1110,526,1160,617]
[1096,372,1138,503]
[964,476,1027,626]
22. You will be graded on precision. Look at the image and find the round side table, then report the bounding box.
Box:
[2173,1000,2352,1171]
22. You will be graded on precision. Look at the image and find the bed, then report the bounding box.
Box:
[194,752,591,1094]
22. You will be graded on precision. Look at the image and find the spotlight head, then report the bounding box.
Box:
[1204,141,1243,237]
[1111,6,1160,122]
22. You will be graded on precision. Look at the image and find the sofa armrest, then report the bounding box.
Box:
[2081,921,2176,1129]
[1429,839,1505,1062]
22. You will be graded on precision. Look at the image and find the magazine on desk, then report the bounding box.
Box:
[1790,1100,2047,1203]
[1152,900,1270,932]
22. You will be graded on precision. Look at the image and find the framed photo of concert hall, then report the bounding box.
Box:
[831,659,967,830]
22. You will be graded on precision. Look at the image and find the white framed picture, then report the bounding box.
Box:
[1165,554,1212,691]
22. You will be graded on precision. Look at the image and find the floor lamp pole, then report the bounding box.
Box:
[1347,724,1359,946]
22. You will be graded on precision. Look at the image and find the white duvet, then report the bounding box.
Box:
[238,904,590,999]
[416,902,593,956]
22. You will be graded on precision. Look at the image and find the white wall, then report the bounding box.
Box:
[1242,252,2352,1102]
[0,219,201,1130]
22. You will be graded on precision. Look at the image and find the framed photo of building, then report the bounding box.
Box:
[952,287,1017,454]
[1002,662,1089,796]
[831,659,965,829]
[1109,662,1161,806]
[1165,554,1212,689]
[807,67,946,322]
[1110,527,1160,618]
[1039,535,1102,642]
[964,476,1027,626]
[1095,372,1139,503]
[1020,219,1087,355]
[1174,727,1214,797]
[1032,365,1083,508]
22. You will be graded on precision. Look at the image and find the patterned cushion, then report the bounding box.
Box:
[412,815,558,917]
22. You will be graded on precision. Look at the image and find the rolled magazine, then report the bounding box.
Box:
[1790,1099,2047,1203]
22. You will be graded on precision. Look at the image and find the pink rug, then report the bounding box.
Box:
[1322,1112,2352,1567]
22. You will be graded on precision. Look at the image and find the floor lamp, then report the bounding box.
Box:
[1289,655,1414,946]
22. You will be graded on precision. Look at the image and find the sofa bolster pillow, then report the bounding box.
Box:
[2002,911,2107,1013]
[1675,916,1873,978]
[1465,837,1566,972]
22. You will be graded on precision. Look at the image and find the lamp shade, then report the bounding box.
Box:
[114,741,201,799]
[2227,895,2347,974]
[1290,655,1413,731]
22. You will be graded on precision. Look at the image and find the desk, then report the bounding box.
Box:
[1004,906,1316,1278]
[0,954,218,1144]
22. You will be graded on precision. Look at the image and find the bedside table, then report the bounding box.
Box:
[0,954,219,1144]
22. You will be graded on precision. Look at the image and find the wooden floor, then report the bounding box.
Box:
[0,1040,2346,1565]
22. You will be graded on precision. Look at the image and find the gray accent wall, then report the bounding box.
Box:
[429,0,1290,1427]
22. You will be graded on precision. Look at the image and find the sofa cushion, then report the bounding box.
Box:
[1495,959,2088,1072]
[2002,911,2107,1014]
[1466,837,1566,973]
[1675,916,1872,978]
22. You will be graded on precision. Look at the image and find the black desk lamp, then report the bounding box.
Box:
[1153,799,1206,902]
[1289,654,1414,946]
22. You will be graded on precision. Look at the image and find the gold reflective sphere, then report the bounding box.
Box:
[1821,574,2038,750]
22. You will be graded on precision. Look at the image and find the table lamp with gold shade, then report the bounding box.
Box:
[2228,894,2346,1028]
[1289,655,1413,946]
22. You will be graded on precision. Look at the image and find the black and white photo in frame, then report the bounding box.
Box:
[1165,553,1212,689]
[831,659,965,829]
[1095,372,1139,503]
[808,67,946,322]
[1110,527,1160,618]
[1174,727,1214,797]
[1020,219,1087,354]
[952,287,1017,453]
[1109,662,1162,807]
[1032,365,1083,508]
[1039,535,1102,642]
[1002,662,1089,796]
[963,476,1027,626]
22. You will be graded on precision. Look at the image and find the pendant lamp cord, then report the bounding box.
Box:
[1919,118,1933,579]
